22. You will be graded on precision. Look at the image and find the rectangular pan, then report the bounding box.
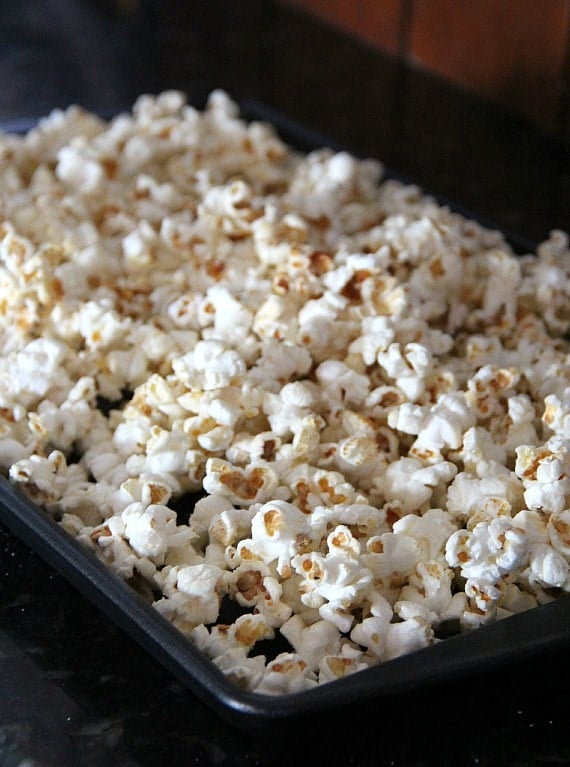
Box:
[1,104,568,732]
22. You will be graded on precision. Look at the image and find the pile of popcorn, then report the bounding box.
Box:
[1,91,569,695]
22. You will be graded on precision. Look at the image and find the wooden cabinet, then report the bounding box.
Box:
[283,0,570,134]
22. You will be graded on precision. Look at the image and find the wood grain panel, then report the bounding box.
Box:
[408,0,570,130]
[284,0,403,54]
[333,0,403,53]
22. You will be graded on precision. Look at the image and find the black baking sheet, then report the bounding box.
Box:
[0,104,568,732]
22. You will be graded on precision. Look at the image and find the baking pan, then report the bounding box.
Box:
[1,104,568,732]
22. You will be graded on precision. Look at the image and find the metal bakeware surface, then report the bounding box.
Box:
[0,105,568,732]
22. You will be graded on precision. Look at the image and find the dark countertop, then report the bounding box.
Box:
[1,2,569,765]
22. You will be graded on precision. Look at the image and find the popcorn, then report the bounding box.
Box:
[241,499,313,575]
[254,653,317,695]
[318,645,370,683]
[173,340,247,391]
[383,616,434,661]
[377,342,432,401]
[9,449,84,509]
[527,543,569,589]
[348,315,395,365]
[121,502,179,561]
[392,509,458,561]
[445,517,528,584]
[235,568,293,626]
[548,509,570,557]
[480,249,522,325]
[0,338,72,408]
[1,92,568,694]
[263,381,317,437]
[203,458,278,506]
[542,390,570,437]
[280,615,341,670]
[515,437,570,514]
[315,360,370,408]
[56,141,105,194]
[194,613,275,661]
[154,563,223,631]
[374,457,457,513]
[361,531,420,583]
[210,646,266,690]
[199,285,253,345]
[446,471,522,523]
[396,560,458,624]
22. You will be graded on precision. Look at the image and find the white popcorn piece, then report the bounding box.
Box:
[377,342,432,401]
[203,458,278,506]
[191,622,267,681]
[254,652,317,695]
[446,472,521,523]
[0,338,72,408]
[224,613,276,653]
[511,509,549,545]
[9,450,86,509]
[542,390,570,437]
[464,578,502,617]
[501,394,538,453]
[349,315,395,366]
[210,646,267,690]
[283,465,362,514]
[200,285,253,345]
[287,148,380,222]
[208,506,256,547]
[445,517,528,584]
[82,526,145,581]
[527,543,569,589]
[548,509,570,557]
[121,502,178,561]
[314,554,373,613]
[56,142,105,194]
[459,426,507,477]
[262,381,317,437]
[499,582,538,615]
[228,562,293,627]
[383,616,434,661]
[361,532,421,583]
[374,457,457,514]
[334,434,387,489]
[315,360,370,408]
[318,645,370,683]
[280,615,341,671]
[253,338,312,386]
[0,438,29,465]
[154,563,223,630]
[515,438,570,514]
[480,249,522,325]
[241,500,313,575]
[173,340,247,391]
[392,509,458,561]
[396,560,457,625]
[350,614,391,659]
[523,230,570,335]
